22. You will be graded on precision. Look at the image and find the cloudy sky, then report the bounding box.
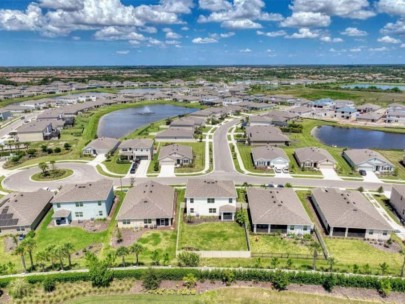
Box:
[0,0,404,66]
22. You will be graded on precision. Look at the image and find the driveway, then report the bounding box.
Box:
[134,160,150,178]
[319,168,341,180]
[158,164,175,177]
[363,171,382,183]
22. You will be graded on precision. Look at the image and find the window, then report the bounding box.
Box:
[98,201,102,206]
[75,202,83,207]
[228,198,233,203]
[98,211,103,216]
[369,230,374,235]
[303,226,308,231]
[56,203,61,208]
[17,227,25,231]
[75,212,83,218]
[207,198,215,204]
[383,231,388,236]
[190,198,194,203]
[190,208,194,213]
[144,219,152,224]
[290,225,295,230]
[123,220,131,225]
[209,208,216,214]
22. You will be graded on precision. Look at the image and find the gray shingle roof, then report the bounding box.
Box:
[185,179,237,198]
[117,181,175,220]
[312,188,392,231]
[158,144,193,160]
[343,149,393,166]
[247,188,312,226]
[246,125,290,143]
[156,127,194,139]
[251,146,288,161]
[52,180,113,203]
[294,147,336,164]
[120,138,154,149]
[84,137,120,151]
[16,120,52,133]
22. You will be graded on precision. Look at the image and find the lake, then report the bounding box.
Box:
[313,125,405,150]
[342,83,405,91]
[97,104,197,138]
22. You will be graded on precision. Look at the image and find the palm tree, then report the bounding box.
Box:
[54,245,65,270]
[63,243,74,268]
[36,250,49,272]
[45,245,56,269]
[130,243,144,266]
[310,242,321,271]
[22,238,36,270]
[38,162,49,174]
[14,244,27,272]
[379,262,389,275]
[116,246,129,267]
[328,257,336,272]
[50,160,56,171]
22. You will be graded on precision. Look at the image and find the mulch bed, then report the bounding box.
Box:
[73,243,103,259]
[111,229,145,248]
[367,239,402,254]
[3,237,16,253]
[183,216,221,225]
[48,220,109,232]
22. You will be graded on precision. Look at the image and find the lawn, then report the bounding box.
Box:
[175,142,205,173]
[31,168,73,181]
[378,150,405,180]
[136,230,177,264]
[103,153,131,175]
[180,221,248,251]
[324,238,403,274]
[249,234,312,255]
[373,194,402,225]
[236,143,273,174]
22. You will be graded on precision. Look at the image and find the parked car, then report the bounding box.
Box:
[359,170,367,176]
[130,163,137,174]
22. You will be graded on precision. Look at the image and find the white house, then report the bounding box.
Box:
[51,180,115,225]
[185,179,237,220]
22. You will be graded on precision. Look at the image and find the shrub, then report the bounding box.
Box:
[177,252,200,267]
[88,261,113,288]
[43,278,56,292]
[235,209,248,226]
[272,271,289,291]
[323,275,337,292]
[64,143,71,150]
[142,268,161,290]
[378,279,392,297]
[54,147,61,153]
[8,278,31,299]
[221,270,235,286]
[183,273,197,289]
[47,148,53,154]
[153,161,159,172]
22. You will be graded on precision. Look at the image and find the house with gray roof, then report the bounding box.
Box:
[343,149,394,174]
[390,184,405,221]
[246,125,290,146]
[251,146,289,170]
[119,138,154,160]
[311,188,392,240]
[0,189,53,236]
[16,120,59,142]
[117,181,175,229]
[247,188,313,235]
[185,179,237,220]
[357,103,381,114]
[294,147,337,170]
[170,116,205,128]
[155,127,195,142]
[51,180,115,225]
[83,137,120,156]
[158,144,193,166]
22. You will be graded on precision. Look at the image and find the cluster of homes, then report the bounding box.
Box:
[2,178,401,242]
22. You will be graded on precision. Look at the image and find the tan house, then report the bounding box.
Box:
[16,121,58,142]
[119,139,154,160]
[158,144,193,166]
[294,147,337,169]
[246,125,290,146]
[390,185,405,221]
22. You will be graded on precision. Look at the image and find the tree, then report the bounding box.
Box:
[63,243,74,268]
[64,143,71,150]
[379,262,389,275]
[14,244,27,273]
[235,209,248,226]
[43,278,56,292]
[377,186,384,194]
[27,149,37,158]
[153,161,159,172]
[50,160,56,171]
[310,242,321,271]
[88,259,113,288]
[357,186,364,192]
[142,268,161,290]
[177,252,200,267]
[54,245,65,270]
[36,250,49,272]
[327,257,336,272]
[38,162,49,174]
[272,270,289,291]
[163,252,170,266]
[271,257,280,269]
[41,145,48,153]
[378,279,392,298]
[116,229,123,243]
[116,246,129,267]
[21,238,36,270]
[151,250,160,265]
[400,250,405,277]
[130,243,144,266]
[286,258,293,269]
[45,245,56,269]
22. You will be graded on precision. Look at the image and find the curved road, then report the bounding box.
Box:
[2,118,399,192]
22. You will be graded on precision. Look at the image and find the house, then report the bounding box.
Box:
[294,147,337,170]
[289,106,313,116]
[343,149,394,173]
[158,144,193,166]
[385,104,405,123]
[311,188,392,240]
[247,188,313,234]
[185,179,237,221]
[389,185,405,221]
[311,98,335,109]
[119,139,154,160]
[51,180,115,225]
[170,117,204,129]
[251,146,289,170]
[334,107,357,119]
[117,181,175,228]
[155,127,195,142]
[0,110,12,121]
[0,189,53,236]
[82,137,120,156]
[357,103,381,114]
[246,125,290,146]
[357,112,384,122]
[16,120,59,142]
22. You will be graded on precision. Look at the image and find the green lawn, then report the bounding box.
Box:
[373,194,402,225]
[378,150,405,180]
[31,169,73,181]
[175,142,205,173]
[236,143,273,174]
[249,234,312,255]
[180,221,248,251]
[136,230,177,264]
[103,153,131,175]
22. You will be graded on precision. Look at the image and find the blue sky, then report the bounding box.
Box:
[0,0,404,66]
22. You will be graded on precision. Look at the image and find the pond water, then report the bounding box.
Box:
[313,125,405,150]
[97,104,197,138]
[342,83,405,91]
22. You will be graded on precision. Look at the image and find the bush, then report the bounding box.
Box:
[142,268,161,290]
[47,148,53,154]
[88,262,113,288]
[8,278,31,299]
[43,278,56,292]
[222,270,235,286]
[378,279,392,298]
[183,273,197,289]
[235,209,248,226]
[177,252,200,267]
[54,147,61,153]
[272,271,289,291]
[323,275,337,292]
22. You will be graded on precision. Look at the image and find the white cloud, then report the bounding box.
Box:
[286,28,320,39]
[139,26,157,34]
[94,26,144,41]
[320,36,343,42]
[192,37,218,43]
[340,27,368,37]
[116,50,130,55]
[378,35,401,44]
[350,47,362,52]
[210,32,235,39]
[257,30,286,37]
[72,36,81,40]
[239,48,252,52]
[38,0,83,11]
[378,0,405,17]
[401,43,405,48]
[369,46,389,51]
[199,0,232,11]
[181,26,189,31]
[165,30,182,39]
[221,19,262,29]
[0,4,44,32]
[381,20,405,36]
[281,12,331,28]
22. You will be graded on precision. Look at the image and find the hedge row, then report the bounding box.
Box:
[1,268,405,292]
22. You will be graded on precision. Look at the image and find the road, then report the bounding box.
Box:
[2,118,399,192]
[0,112,38,139]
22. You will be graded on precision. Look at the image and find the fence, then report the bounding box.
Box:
[251,252,325,260]
[177,250,251,258]
[314,226,330,259]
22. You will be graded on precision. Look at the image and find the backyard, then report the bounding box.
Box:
[249,234,313,255]
[175,142,205,173]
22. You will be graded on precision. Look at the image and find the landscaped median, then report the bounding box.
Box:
[31,169,74,181]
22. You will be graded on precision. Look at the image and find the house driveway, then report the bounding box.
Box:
[363,171,382,183]
[134,160,150,178]
[319,168,341,180]
[158,164,175,177]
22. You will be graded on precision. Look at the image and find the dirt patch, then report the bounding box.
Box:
[48,219,109,232]
[183,215,222,225]
[111,229,145,248]
[367,239,402,254]
[73,243,103,259]
[3,237,17,253]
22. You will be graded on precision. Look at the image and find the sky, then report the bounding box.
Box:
[0,0,404,66]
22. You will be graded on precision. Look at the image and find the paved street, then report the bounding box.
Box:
[213,119,239,173]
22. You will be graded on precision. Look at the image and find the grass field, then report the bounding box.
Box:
[103,153,131,175]
[68,287,384,304]
[136,230,177,264]
[174,142,205,173]
[180,221,248,251]
[373,194,402,225]
[249,234,312,255]
[31,168,74,181]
